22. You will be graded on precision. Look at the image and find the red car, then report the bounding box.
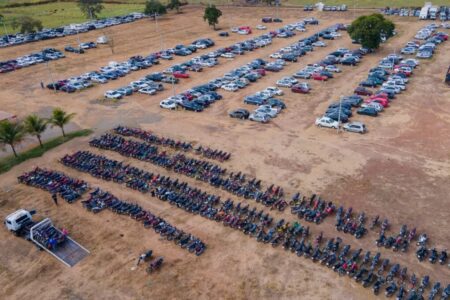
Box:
[312,73,328,81]
[365,97,389,107]
[370,93,388,100]
[173,71,190,79]
[354,86,373,96]
[255,68,266,76]
[291,84,310,93]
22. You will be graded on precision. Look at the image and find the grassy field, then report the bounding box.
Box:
[0,2,144,33]
[0,129,92,174]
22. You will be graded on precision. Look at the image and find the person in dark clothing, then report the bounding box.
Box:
[40,81,44,89]
[52,193,58,205]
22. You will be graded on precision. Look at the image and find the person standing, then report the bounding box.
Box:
[40,81,44,89]
[52,193,58,206]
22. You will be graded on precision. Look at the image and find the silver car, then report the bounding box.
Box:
[343,122,366,134]
[249,113,270,123]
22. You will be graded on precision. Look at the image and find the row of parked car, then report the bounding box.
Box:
[47,38,215,93]
[227,25,344,123]
[316,24,448,133]
[0,12,146,48]
[0,48,65,73]
[409,24,448,59]
[64,41,97,54]
[157,19,326,114]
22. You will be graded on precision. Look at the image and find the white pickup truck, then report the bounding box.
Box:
[4,209,89,267]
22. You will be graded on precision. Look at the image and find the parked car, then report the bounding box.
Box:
[354,86,373,96]
[104,90,122,99]
[229,108,250,119]
[343,122,366,134]
[312,73,328,81]
[160,99,177,109]
[249,112,270,123]
[357,107,378,116]
[315,116,339,129]
[291,83,310,93]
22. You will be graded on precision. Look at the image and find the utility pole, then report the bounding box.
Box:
[337,95,342,133]
[46,61,57,93]
[154,13,165,51]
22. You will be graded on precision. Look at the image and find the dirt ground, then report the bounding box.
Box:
[0,6,449,300]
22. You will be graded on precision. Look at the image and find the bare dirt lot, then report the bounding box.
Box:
[0,6,449,300]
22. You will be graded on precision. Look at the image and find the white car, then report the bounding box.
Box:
[256,25,267,30]
[138,87,157,95]
[160,99,177,110]
[361,102,384,112]
[249,112,270,123]
[343,122,366,134]
[104,90,122,99]
[312,41,327,47]
[221,52,235,59]
[255,105,279,118]
[264,87,284,96]
[315,116,339,129]
[276,80,293,88]
[270,53,282,59]
[222,83,239,92]
[325,65,341,73]
[231,27,239,32]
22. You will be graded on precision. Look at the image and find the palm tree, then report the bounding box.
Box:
[0,120,25,157]
[49,108,75,138]
[24,114,48,148]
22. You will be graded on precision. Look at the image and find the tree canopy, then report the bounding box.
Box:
[11,16,43,34]
[49,108,75,138]
[24,114,48,148]
[167,0,182,13]
[145,0,167,16]
[77,0,104,19]
[0,120,25,157]
[203,5,222,30]
[347,13,395,50]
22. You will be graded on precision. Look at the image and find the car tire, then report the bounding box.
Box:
[317,124,322,127]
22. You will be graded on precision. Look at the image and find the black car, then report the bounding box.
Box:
[360,80,378,88]
[64,46,84,54]
[325,111,349,122]
[244,96,265,105]
[281,54,297,62]
[229,108,250,119]
[179,101,204,112]
[273,18,283,22]
[357,107,378,117]
[267,98,286,109]
[219,32,229,37]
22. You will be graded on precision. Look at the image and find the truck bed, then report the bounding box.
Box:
[30,218,90,267]
[51,237,90,267]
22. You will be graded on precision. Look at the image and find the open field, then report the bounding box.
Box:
[0,6,449,300]
[0,2,144,34]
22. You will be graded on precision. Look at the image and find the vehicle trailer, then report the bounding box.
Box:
[4,209,89,267]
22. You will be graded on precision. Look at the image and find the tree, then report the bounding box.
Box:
[77,0,104,19]
[203,5,222,30]
[11,16,43,34]
[347,13,395,50]
[144,0,167,16]
[49,108,75,138]
[167,0,182,13]
[0,120,25,158]
[24,114,48,148]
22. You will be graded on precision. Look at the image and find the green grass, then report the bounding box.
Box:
[0,129,93,174]
[0,2,144,34]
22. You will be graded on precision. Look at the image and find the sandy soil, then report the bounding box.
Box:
[0,6,449,300]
